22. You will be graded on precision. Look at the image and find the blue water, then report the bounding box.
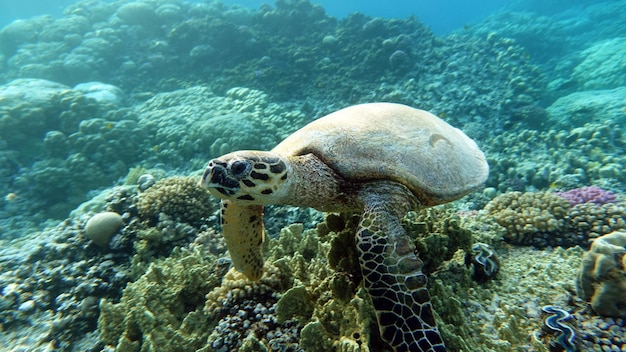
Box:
[222,0,517,34]
[0,0,514,34]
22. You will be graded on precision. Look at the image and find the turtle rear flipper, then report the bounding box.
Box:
[357,184,446,352]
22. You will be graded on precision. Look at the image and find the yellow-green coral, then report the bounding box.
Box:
[98,246,225,351]
[276,286,314,323]
[199,214,378,351]
[404,206,473,272]
[137,176,216,226]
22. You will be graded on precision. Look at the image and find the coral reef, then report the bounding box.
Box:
[134,86,303,168]
[575,231,626,318]
[430,243,585,352]
[485,191,571,247]
[0,179,221,349]
[85,211,124,248]
[0,0,553,242]
[572,37,626,91]
[483,119,626,193]
[1,1,626,351]
[0,78,145,223]
[0,213,134,349]
[0,0,543,125]
[137,176,216,226]
[546,87,626,128]
[486,191,626,247]
[465,0,626,100]
[555,185,618,205]
[98,246,227,351]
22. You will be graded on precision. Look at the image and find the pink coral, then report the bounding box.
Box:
[555,186,617,206]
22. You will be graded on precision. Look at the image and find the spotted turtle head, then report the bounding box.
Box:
[200,150,289,203]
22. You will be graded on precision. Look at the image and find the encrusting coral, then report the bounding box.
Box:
[576,231,626,318]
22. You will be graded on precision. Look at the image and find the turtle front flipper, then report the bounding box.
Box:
[220,200,265,280]
[357,184,446,352]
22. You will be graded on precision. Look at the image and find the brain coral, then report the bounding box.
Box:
[485,191,571,247]
[576,231,626,318]
[137,176,216,226]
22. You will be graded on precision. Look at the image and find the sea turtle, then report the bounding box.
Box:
[200,102,488,352]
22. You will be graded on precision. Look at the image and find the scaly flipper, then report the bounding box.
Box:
[220,200,265,280]
[356,185,446,352]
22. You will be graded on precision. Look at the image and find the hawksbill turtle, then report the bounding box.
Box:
[200,102,488,352]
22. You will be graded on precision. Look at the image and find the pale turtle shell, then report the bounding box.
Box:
[272,103,488,206]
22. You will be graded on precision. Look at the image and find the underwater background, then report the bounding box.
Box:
[0,0,625,351]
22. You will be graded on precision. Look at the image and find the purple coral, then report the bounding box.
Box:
[555,186,617,206]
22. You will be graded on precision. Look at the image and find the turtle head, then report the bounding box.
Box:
[200,150,289,204]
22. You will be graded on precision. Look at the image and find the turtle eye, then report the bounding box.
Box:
[230,159,251,178]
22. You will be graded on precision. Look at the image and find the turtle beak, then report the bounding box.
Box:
[200,160,240,197]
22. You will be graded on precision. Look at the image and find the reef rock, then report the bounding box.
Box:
[73,82,125,107]
[573,37,626,91]
[546,86,626,128]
